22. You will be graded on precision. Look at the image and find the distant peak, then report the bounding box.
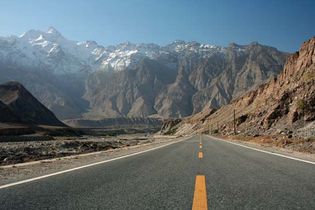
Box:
[78,40,99,48]
[249,41,260,46]
[47,26,59,34]
[228,42,240,47]
[172,40,186,45]
[19,27,63,40]
[86,40,98,45]
[1,81,26,92]
[19,29,41,39]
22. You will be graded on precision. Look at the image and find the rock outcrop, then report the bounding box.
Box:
[160,119,182,135]
[64,117,162,128]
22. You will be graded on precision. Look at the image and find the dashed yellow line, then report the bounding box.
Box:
[192,175,208,210]
[198,151,203,159]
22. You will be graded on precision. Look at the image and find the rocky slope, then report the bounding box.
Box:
[64,117,162,128]
[0,101,21,123]
[0,28,287,119]
[0,81,65,126]
[85,41,287,118]
[167,37,315,138]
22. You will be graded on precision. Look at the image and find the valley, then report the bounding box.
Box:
[0,28,287,119]
[0,32,314,165]
[1,2,315,209]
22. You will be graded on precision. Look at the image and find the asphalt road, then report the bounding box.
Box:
[0,135,315,210]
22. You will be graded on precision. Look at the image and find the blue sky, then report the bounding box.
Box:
[0,0,314,52]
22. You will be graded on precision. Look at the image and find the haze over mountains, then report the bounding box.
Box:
[0,27,287,120]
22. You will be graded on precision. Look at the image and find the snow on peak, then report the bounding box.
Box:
[34,34,44,42]
[77,40,100,49]
[19,29,42,40]
[20,27,64,43]
[1,27,233,74]
[47,26,61,36]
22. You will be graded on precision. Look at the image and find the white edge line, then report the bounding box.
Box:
[0,137,189,190]
[208,135,315,165]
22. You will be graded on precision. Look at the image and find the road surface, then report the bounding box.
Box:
[0,135,315,209]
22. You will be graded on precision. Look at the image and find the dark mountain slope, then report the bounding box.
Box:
[0,100,21,123]
[0,81,65,126]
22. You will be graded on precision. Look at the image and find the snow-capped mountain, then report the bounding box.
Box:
[0,27,230,74]
[0,27,288,120]
[0,27,101,74]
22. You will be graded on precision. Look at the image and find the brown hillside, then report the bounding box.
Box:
[169,37,315,139]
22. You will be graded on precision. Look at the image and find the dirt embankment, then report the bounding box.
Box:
[219,134,315,154]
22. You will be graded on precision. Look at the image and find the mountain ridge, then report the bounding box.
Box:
[0,27,288,119]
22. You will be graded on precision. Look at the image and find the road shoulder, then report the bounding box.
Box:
[0,136,187,186]
[208,135,315,164]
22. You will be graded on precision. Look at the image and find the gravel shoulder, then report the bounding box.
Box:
[0,135,185,186]
[210,135,315,163]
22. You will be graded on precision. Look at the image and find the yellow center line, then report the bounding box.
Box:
[198,151,203,159]
[192,175,208,210]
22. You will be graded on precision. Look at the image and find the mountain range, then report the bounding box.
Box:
[0,27,288,120]
[163,37,315,138]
